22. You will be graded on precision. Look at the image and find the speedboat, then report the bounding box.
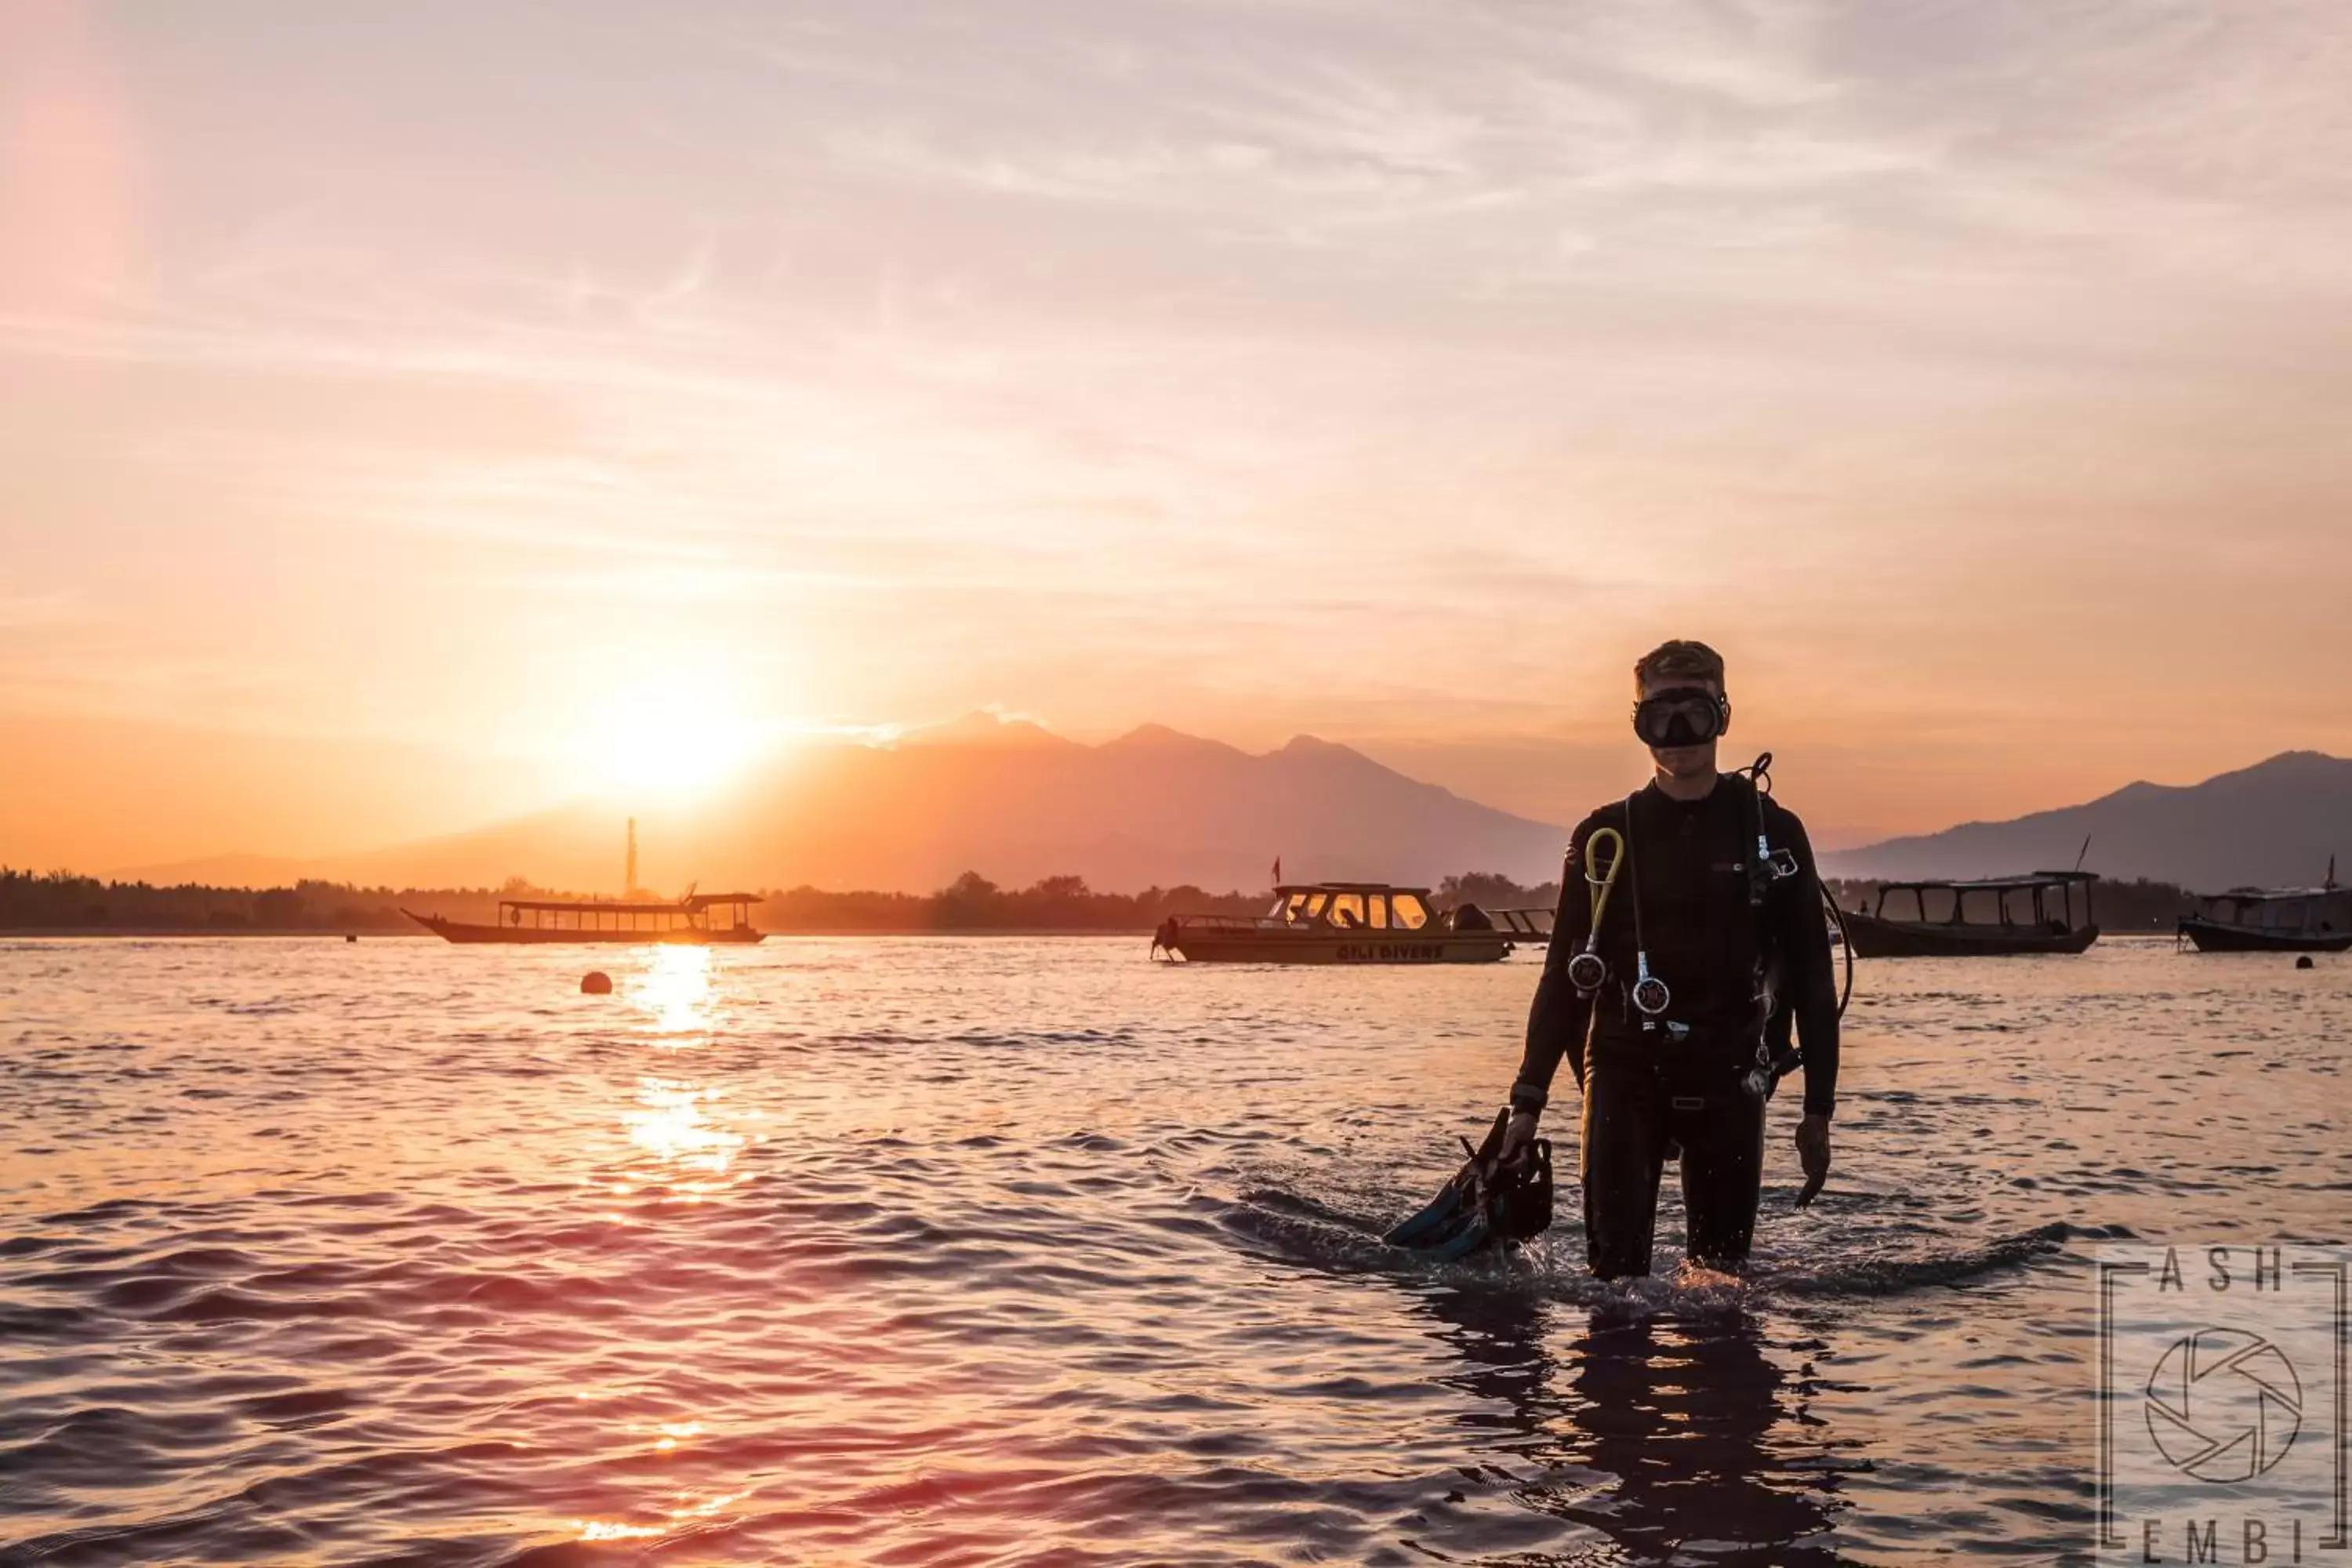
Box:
[1152,882,1549,964]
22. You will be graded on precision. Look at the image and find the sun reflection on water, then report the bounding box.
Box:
[601,946,750,1197]
[651,1420,704,1451]
[569,1487,750,1546]
[619,1078,747,1193]
[633,945,714,1040]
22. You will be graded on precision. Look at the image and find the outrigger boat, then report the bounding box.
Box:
[405,891,765,946]
[2178,871,2352,953]
[1152,883,1551,965]
[1839,871,2099,957]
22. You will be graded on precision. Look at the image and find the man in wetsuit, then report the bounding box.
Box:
[1498,640,1838,1278]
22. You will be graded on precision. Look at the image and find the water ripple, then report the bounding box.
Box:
[2,936,2347,1563]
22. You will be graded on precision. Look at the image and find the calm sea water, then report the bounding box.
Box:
[2,935,2347,1566]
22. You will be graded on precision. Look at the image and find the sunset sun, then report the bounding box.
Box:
[583,679,767,803]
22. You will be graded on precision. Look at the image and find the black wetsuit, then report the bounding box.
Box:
[1511,773,1839,1278]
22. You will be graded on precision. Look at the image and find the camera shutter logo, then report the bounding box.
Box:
[2144,1327,2303,1483]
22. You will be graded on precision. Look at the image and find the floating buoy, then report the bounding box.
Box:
[2296,956,2316,971]
[582,971,613,994]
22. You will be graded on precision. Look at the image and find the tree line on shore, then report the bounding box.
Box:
[0,866,2205,933]
[0,869,1271,933]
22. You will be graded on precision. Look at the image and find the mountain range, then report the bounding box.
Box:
[124,716,1571,894]
[119,724,2349,898]
[1823,750,2351,891]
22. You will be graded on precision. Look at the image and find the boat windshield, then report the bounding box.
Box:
[1265,888,1436,929]
[1275,891,1331,924]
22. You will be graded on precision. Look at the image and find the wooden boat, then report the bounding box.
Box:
[1840,872,2099,957]
[1152,883,1550,965]
[405,892,765,945]
[2179,882,2352,953]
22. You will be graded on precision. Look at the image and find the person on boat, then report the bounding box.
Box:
[1497,640,1839,1278]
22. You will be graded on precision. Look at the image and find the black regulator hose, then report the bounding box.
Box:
[1743,749,1855,1024]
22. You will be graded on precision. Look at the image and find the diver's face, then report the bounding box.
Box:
[1639,673,1724,780]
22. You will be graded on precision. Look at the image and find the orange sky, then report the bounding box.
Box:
[5,2,2351,874]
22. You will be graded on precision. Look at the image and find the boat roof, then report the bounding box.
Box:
[498,893,761,913]
[2207,886,2347,902]
[1275,882,1433,896]
[1875,871,2100,892]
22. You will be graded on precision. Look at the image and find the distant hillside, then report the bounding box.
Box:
[118,717,1572,895]
[1824,750,2352,891]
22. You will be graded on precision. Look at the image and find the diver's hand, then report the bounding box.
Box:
[1793,1113,1831,1207]
[1499,1109,1541,1166]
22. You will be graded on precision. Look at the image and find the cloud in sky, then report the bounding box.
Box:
[4,0,2351,863]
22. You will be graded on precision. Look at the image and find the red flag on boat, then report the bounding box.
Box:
[1272,856,1282,885]
[2328,855,2339,890]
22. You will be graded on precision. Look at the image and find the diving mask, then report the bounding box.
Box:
[1632,686,1729,749]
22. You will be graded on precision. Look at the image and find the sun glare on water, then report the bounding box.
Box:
[636,946,713,1039]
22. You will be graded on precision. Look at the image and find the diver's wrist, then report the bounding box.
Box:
[1508,1081,1548,1114]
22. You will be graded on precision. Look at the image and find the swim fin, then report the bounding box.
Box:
[1385,1109,1553,1257]
[1382,1176,1475,1250]
[1414,1207,1497,1261]
[1385,1108,1507,1248]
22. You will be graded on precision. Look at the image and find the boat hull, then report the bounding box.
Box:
[2179,916,2352,954]
[406,913,765,946]
[1166,931,1510,964]
[1841,911,2099,958]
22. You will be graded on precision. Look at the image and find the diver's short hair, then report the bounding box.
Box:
[1633,639,1726,693]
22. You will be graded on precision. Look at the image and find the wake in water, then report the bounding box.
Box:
[1211,1135,2120,1313]
[1207,1164,1876,1566]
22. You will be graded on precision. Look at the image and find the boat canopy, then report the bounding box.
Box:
[489,893,763,935]
[497,893,762,913]
[2209,886,2341,903]
[1867,869,2096,930]
[1872,871,2099,893]
[2194,886,2350,927]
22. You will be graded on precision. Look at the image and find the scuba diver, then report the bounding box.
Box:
[1388,640,1838,1272]
[1519,638,1837,1276]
